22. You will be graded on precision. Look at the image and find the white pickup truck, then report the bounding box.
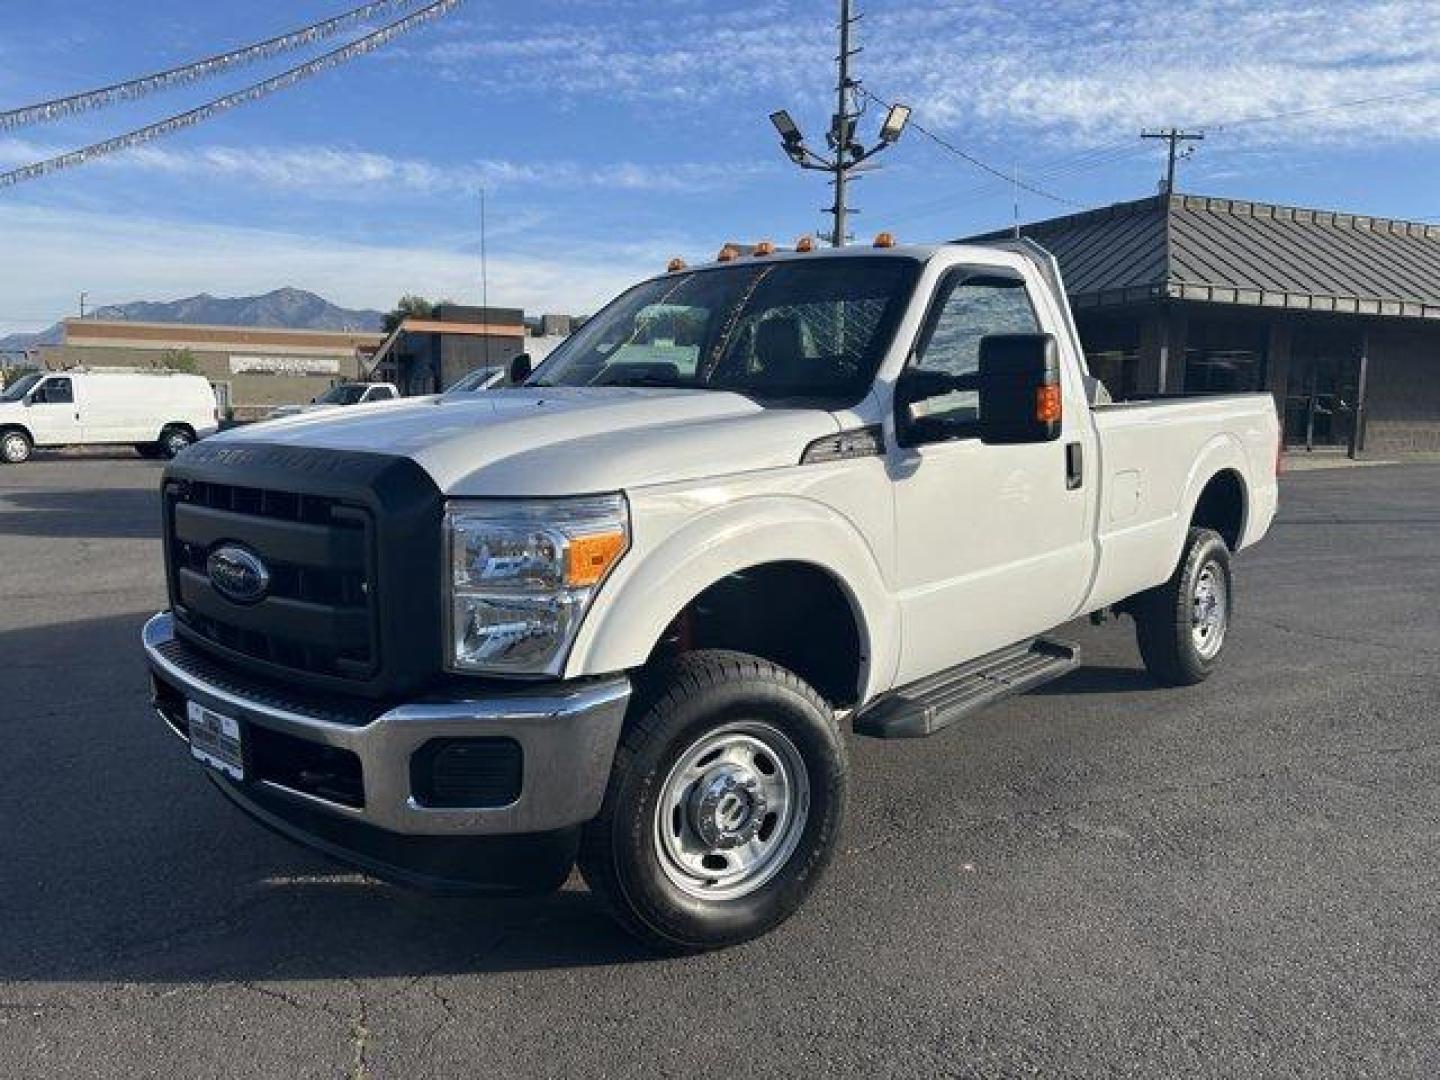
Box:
[142,238,1279,951]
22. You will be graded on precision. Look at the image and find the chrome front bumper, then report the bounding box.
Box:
[142,612,631,838]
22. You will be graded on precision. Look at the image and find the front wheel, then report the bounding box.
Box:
[578,650,847,953]
[159,426,194,459]
[1,429,32,464]
[1133,527,1233,686]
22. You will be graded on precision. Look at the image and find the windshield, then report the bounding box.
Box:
[530,256,920,404]
[0,373,41,402]
[446,367,503,393]
[316,384,368,405]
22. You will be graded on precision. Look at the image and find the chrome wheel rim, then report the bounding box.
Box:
[165,432,190,456]
[2,433,26,462]
[653,721,810,901]
[1191,561,1228,659]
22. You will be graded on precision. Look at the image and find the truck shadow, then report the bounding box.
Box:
[1030,664,1157,695]
[0,611,655,984]
[0,487,162,539]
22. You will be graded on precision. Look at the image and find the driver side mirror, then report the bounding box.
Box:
[976,333,1062,445]
[509,352,532,385]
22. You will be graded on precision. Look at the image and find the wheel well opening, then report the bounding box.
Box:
[1191,470,1245,550]
[648,562,864,707]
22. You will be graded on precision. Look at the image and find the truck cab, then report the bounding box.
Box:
[142,238,1278,952]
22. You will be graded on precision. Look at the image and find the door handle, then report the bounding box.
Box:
[1065,441,1083,490]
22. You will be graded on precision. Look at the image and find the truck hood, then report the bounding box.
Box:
[217,387,840,496]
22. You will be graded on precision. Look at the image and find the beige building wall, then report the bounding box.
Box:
[40,320,383,420]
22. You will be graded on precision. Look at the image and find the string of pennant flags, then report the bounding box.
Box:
[0,0,463,189]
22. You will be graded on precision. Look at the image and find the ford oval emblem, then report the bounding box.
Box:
[207,544,271,605]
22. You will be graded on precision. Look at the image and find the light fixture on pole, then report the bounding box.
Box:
[767,0,910,247]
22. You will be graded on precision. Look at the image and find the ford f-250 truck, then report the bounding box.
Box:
[143,237,1279,952]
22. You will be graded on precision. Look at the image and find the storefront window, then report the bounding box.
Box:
[1183,318,1268,394]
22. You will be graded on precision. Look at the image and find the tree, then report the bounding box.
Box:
[383,295,435,333]
[157,348,199,374]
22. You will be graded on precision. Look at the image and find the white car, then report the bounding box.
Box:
[267,381,399,419]
[0,370,218,464]
[142,239,1279,951]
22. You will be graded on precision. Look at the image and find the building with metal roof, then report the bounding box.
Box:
[968,194,1440,455]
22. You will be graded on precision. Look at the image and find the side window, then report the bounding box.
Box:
[910,276,1038,428]
[37,377,74,405]
[367,386,396,401]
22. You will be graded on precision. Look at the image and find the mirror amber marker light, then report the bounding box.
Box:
[1036,384,1063,423]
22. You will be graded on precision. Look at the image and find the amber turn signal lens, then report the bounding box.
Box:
[1035,384,1063,423]
[566,531,627,587]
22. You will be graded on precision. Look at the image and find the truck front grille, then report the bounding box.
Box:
[165,478,379,682]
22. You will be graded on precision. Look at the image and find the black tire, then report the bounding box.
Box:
[579,650,847,953]
[134,443,163,459]
[1133,527,1233,686]
[159,425,194,459]
[1,429,32,465]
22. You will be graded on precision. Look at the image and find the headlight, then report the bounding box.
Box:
[445,495,629,674]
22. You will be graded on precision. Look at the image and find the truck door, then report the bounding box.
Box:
[25,376,84,447]
[889,268,1094,685]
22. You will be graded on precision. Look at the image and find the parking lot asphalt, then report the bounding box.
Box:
[1,452,1437,1078]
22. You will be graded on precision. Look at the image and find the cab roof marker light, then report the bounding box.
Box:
[795,235,815,252]
[667,257,687,273]
[753,240,776,256]
[873,231,896,248]
[716,245,739,262]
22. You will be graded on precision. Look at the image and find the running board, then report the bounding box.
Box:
[853,637,1080,739]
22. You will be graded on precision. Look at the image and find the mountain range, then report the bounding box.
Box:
[0,288,386,353]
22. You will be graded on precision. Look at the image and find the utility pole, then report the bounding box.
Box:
[1141,128,1204,195]
[768,1,910,248]
[830,0,858,247]
[479,186,490,370]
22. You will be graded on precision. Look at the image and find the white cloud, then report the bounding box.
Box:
[867,0,1440,147]
[0,139,771,198]
[427,0,1440,149]
[0,203,687,335]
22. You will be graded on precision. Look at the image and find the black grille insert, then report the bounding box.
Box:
[165,478,378,681]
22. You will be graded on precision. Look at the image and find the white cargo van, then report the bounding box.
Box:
[0,370,219,464]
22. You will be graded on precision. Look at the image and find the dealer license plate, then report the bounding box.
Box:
[187,701,245,781]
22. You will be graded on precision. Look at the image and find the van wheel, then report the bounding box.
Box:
[579,650,847,953]
[159,426,194,459]
[1,430,32,464]
[1133,527,1232,686]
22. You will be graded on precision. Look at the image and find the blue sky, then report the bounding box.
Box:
[2,0,1439,335]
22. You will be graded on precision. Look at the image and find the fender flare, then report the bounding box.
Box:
[565,494,899,702]
[1166,433,1251,568]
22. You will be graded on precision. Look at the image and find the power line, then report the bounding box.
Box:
[857,85,1081,207]
[0,2,425,132]
[0,0,464,190]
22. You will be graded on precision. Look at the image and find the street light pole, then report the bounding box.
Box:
[768,0,909,248]
[830,0,856,247]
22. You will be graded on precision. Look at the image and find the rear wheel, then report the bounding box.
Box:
[1,429,32,464]
[579,650,847,953]
[1133,527,1232,686]
[159,425,194,459]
